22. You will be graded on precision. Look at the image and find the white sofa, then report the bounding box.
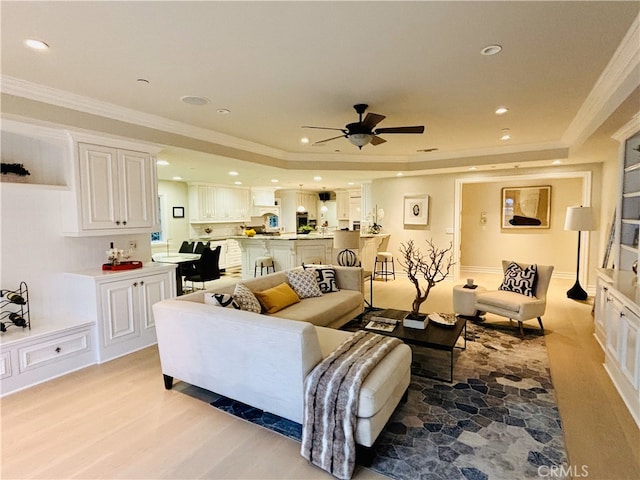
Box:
[152,267,412,453]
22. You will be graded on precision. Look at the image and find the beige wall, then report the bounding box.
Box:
[156,180,190,249]
[460,177,582,273]
[371,163,603,287]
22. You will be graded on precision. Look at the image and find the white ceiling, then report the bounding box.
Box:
[1,1,639,190]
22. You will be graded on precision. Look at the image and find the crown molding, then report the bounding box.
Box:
[562,12,640,147]
[0,75,286,160]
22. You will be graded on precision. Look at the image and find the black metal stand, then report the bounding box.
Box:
[567,231,588,300]
[0,281,31,332]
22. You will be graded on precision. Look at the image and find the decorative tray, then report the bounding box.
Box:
[102,261,143,271]
[428,313,457,327]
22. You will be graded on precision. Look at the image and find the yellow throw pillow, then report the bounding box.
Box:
[254,282,301,314]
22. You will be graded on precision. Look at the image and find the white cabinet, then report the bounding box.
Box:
[336,191,350,220]
[188,184,250,223]
[63,137,160,236]
[595,269,640,426]
[594,277,610,348]
[66,265,175,363]
[0,323,95,395]
[226,239,242,268]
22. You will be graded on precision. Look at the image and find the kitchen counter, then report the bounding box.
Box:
[234,234,390,278]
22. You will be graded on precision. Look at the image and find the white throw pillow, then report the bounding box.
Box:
[233,284,262,313]
[204,292,240,309]
[286,269,323,299]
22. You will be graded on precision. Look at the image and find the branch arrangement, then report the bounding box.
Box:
[397,239,455,318]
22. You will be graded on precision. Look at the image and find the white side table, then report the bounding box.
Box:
[453,284,486,316]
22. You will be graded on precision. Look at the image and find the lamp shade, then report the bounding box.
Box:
[333,230,360,250]
[564,206,596,231]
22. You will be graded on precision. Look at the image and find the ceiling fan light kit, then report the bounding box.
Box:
[303,104,425,150]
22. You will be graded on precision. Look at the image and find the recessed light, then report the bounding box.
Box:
[24,38,49,50]
[495,106,509,115]
[234,181,242,185]
[172,176,182,181]
[301,137,310,144]
[481,44,502,56]
[271,179,279,183]
[156,160,169,166]
[347,182,355,186]
[552,160,563,165]
[313,176,322,181]
[217,108,231,114]
[469,166,477,171]
[228,171,239,176]
[500,129,511,141]
[396,173,404,177]
[180,95,209,106]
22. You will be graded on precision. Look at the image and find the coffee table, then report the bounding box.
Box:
[358,308,466,382]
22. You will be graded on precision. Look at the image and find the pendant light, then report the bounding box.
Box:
[297,184,306,213]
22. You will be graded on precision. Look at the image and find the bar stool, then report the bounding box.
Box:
[373,252,395,281]
[254,256,275,276]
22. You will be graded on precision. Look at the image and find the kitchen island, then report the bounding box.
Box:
[232,233,390,279]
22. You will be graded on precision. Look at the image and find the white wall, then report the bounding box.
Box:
[0,183,151,322]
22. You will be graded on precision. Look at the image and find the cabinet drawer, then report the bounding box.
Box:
[0,352,12,379]
[19,331,91,372]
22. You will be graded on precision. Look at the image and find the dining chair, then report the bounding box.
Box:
[194,241,210,254]
[179,241,195,253]
[185,246,221,290]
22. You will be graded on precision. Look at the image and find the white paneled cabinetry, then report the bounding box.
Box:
[336,190,350,220]
[65,264,175,363]
[188,184,251,223]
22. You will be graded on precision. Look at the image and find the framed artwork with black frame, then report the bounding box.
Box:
[172,206,185,218]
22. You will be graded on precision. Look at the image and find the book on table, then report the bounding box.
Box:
[365,316,398,332]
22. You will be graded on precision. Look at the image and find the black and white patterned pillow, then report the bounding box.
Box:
[303,264,339,293]
[204,292,240,309]
[499,262,537,297]
[286,269,323,298]
[233,283,262,313]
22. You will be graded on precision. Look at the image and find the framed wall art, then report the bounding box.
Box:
[501,186,551,229]
[172,206,185,218]
[404,194,429,226]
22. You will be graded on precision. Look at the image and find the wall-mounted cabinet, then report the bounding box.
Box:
[188,184,250,223]
[336,190,350,220]
[62,135,161,236]
[618,130,640,275]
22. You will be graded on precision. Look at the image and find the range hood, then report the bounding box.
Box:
[252,205,280,217]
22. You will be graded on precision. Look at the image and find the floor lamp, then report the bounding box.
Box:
[564,206,595,300]
[333,230,360,266]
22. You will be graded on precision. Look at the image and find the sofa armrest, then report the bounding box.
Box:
[334,266,364,293]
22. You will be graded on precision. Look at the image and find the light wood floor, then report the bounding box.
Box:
[2,273,639,480]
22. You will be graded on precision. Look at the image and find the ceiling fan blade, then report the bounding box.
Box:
[370,135,387,146]
[313,135,346,145]
[362,113,386,129]
[374,126,425,134]
[302,126,347,132]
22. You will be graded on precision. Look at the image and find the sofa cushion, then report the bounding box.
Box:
[233,283,262,313]
[271,290,362,326]
[204,292,240,309]
[254,282,301,314]
[304,265,339,293]
[287,269,323,299]
[499,262,537,297]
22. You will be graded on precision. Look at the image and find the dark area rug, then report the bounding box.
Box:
[178,320,568,480]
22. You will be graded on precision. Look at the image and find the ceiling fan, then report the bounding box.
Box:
[302,104,425,149]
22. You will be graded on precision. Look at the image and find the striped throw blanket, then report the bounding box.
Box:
[301,330,402,479]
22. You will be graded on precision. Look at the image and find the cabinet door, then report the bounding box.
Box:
[78,143,120,230]
[100,279,140,346]
[621,308,640,388]
[606,292,624,360]
[139,273,171,333]
[336,191,350,220]
[118,149,154,228]
[594,279,610,348]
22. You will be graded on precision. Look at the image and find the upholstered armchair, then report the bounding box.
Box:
[474,260,554,338]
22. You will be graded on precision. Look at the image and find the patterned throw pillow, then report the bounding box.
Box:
[303,264,339,293]
[286,269,323,299]
[499,262,538,297]
[204,293,240,309]
[233,283,262,313]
